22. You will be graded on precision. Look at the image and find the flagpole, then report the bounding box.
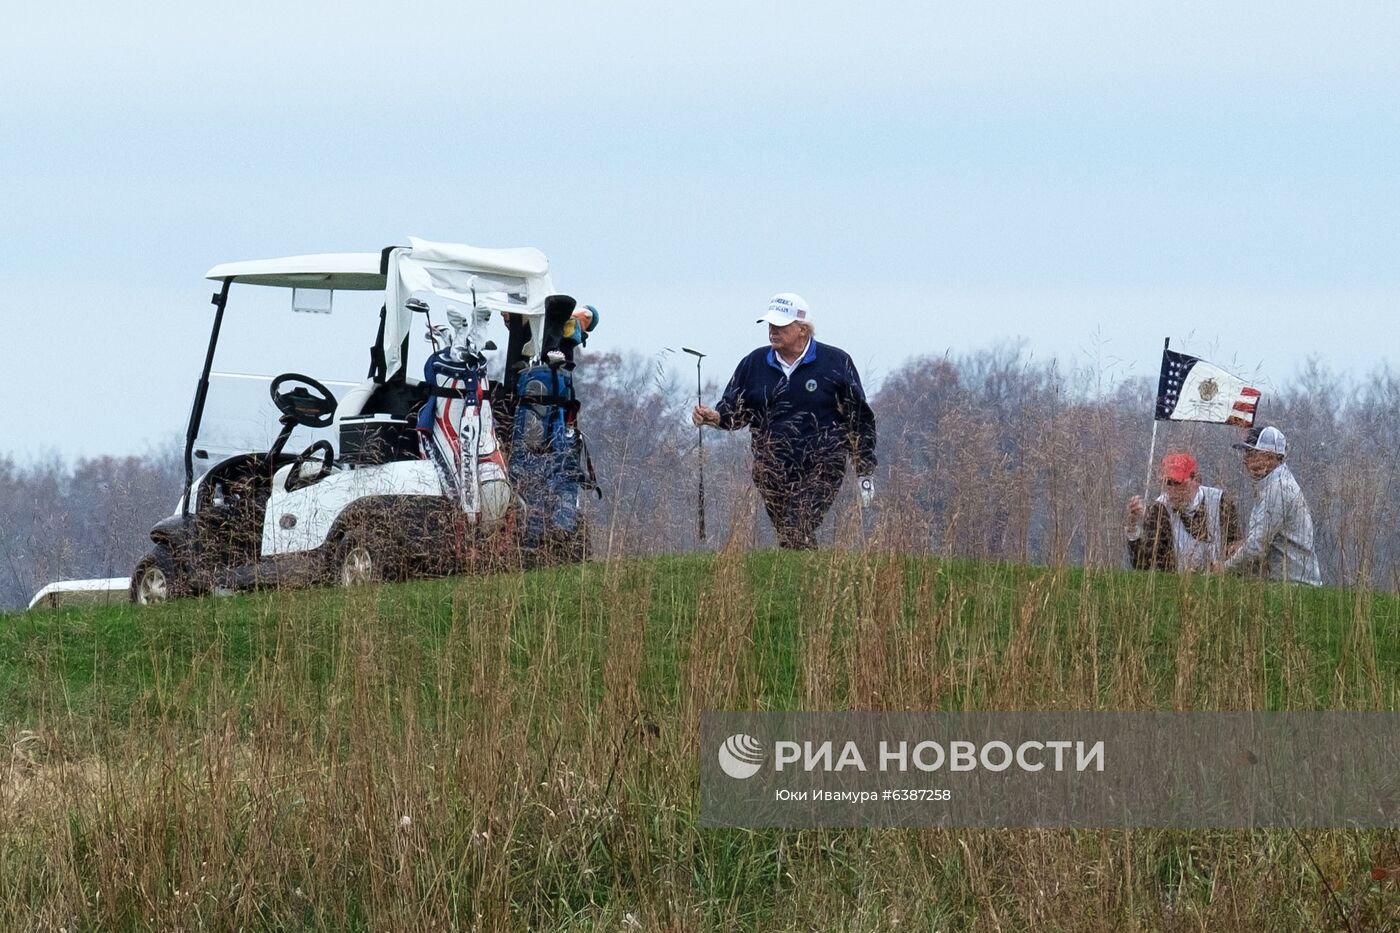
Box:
[1143,337,1169,504]
[1142,420,1160,504]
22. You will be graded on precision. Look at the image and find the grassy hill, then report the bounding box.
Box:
[3,551,1399,930]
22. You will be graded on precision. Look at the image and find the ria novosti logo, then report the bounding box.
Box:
[717,734,766,779]
[715,734,1106,779]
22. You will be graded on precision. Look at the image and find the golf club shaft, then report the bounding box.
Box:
[696,359,706,541]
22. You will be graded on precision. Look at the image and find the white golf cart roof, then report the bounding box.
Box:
[205,252,386,290]
[204,237,556,380]
[204,241,551,293]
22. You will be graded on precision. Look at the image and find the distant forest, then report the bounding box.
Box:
[4,345,1397,609]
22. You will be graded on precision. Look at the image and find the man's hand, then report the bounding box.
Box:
[1125,495,1145,536]
[858,476,875,508]
[692,405,721,427]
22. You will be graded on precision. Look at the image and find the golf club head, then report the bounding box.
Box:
[445,307,470,331]
[428,323,453,349]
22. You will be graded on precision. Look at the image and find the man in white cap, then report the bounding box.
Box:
[692,293,877,549]
[1220,425,1322,585]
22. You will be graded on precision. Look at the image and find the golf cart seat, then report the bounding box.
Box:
[334,377,428,465]
[334,375,430,421]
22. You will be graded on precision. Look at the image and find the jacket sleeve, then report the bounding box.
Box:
[715,357,754,431]
[1126,536,1150,570]
[1223,486,1283,574]
[839,357,878,474]
[1127,503,1174,571]
[1221,494,1244,548]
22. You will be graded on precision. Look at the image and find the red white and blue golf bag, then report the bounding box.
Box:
[417,343,512,531]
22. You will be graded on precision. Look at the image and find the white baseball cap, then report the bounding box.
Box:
[757,292,811,327]
[1232,425,1287,455]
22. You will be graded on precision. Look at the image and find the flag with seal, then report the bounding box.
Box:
[1155,349,1261,426]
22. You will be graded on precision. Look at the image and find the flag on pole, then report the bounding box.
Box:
[1156,349,1261,426]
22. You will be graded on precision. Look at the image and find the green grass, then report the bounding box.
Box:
[6,552,1394,725]
[2,551,1399,930]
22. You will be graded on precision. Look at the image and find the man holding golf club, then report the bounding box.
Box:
[692,293,877,549]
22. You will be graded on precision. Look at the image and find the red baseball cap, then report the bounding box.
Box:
[1159,452,1198,483]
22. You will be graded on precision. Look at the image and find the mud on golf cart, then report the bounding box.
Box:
[130,237,597,605]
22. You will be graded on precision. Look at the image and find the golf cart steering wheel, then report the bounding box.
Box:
[286,440,335,492]
[270,373,337,428]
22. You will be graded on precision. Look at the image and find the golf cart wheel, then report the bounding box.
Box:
[334,530,383,587]
[130,547,181,604]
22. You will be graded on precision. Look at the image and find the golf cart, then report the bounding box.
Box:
[129,237,596,604]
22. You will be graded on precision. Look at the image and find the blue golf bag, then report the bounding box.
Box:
[509,360,596,550]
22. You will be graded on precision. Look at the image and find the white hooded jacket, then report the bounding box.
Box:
[1223,462,1322,586]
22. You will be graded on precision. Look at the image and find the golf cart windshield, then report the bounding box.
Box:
[191,285,375,461]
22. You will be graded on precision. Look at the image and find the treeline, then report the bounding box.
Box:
[0,449,184,609]
[3,346,1397,608]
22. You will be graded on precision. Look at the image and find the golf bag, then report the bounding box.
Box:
[510,359,597,549]
[505,295,599,551]
[417,344,512,530]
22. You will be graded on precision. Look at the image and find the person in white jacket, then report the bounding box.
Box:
[1220,426,1323,586]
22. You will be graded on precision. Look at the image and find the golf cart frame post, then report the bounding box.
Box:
[182,277,232,517]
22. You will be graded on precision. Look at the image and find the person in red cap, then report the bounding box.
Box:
[1124,452,1242,572]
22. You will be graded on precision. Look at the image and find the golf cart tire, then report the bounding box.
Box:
[333,528,387,587]
[130,547,183,605]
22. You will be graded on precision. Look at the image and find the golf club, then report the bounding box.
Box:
[682,347,707,542]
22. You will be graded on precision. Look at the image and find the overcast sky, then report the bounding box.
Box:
[1,1,1396,458]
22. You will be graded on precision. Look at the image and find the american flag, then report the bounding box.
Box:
[1156,349,1261,426]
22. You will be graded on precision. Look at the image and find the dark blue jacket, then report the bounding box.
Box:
[716,341,877,476]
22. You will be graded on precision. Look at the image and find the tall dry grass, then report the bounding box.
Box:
[3,531,1397,930]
